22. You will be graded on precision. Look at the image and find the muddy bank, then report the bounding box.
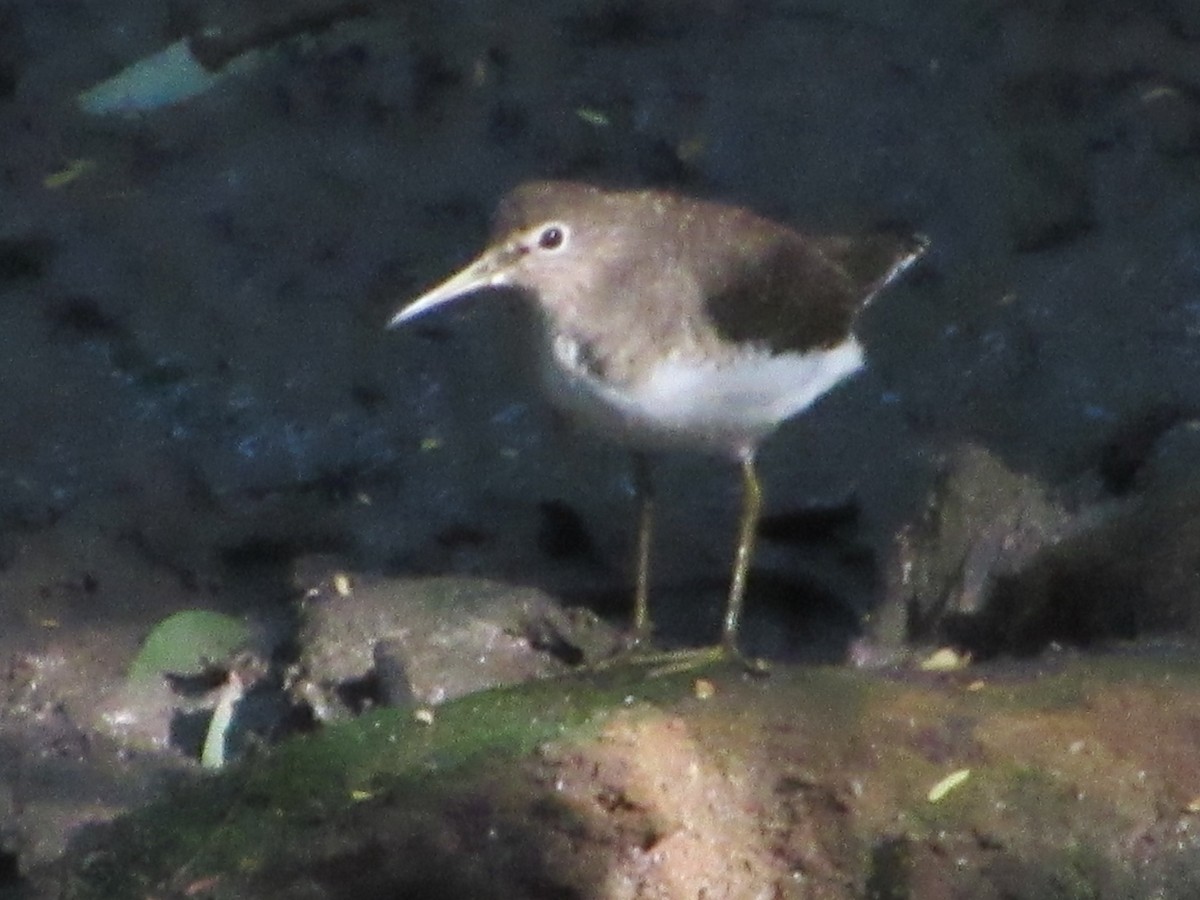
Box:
[46,652,1200,899]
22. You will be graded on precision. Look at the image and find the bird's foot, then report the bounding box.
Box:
[589,637,769,679]
[644,642,770,678]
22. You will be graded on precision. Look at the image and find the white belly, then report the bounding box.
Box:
[539,335,865,459]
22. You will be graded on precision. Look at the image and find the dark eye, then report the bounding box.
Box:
[538,225,566,250]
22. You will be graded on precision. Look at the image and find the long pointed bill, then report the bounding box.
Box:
[387,245,520,328]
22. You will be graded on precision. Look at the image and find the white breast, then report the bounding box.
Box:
[539,335,865,459]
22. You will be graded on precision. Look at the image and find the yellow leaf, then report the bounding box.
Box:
[575,108,610,127]
[44,159,95,189]
[919,647,970,671]
[927,768,971,802]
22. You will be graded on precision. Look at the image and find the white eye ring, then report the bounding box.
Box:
[536,223,569,251]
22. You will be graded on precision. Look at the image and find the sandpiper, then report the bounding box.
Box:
[390,180,926,660]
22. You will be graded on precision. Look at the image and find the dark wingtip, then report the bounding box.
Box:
[907,231,932,265]
[818,228,929,305]
[906,231,932,260]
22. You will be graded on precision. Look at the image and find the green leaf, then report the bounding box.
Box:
[127,610,251,684]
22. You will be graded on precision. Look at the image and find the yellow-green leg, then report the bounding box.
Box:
[722,453,762,653]
[631,452,654,646]
[590,452,765,677]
